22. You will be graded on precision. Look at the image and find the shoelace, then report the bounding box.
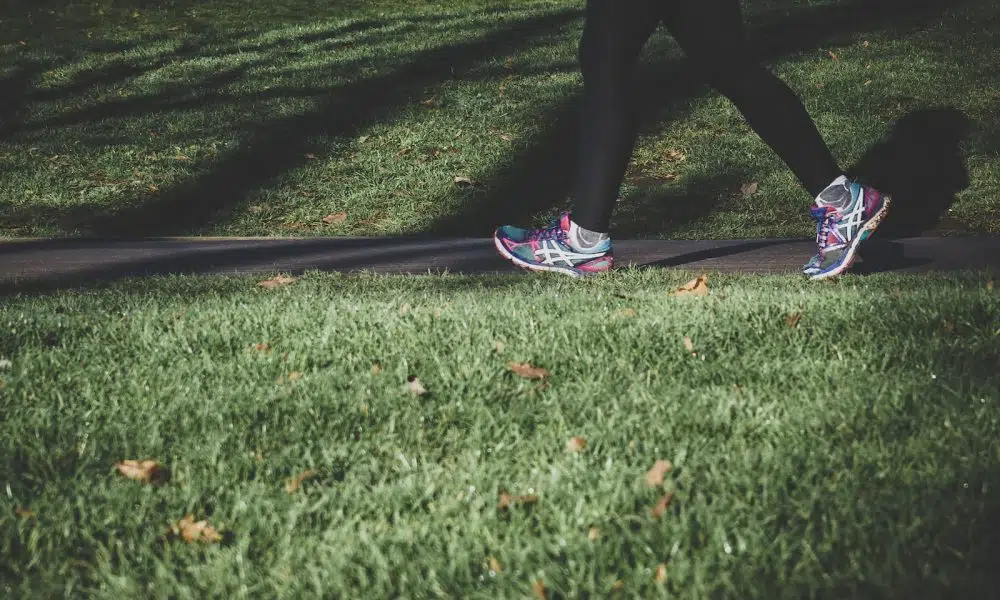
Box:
[811,206,837,253]
[527,219,566,243]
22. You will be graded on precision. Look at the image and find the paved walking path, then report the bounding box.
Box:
[1,236,997,289]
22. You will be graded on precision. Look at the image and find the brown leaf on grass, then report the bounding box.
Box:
[741,181,759,197]
[616,308,638,318]
[371,361,383,375]
[398,303,411,316]
[828,50,840,61]
[115,460,170,484]
[987,280,994,291]
[941,320,956,334]
[259,274,297,289]
[863,40,870,48]
[683,336,695,353]
[651,492,675,519]
[532,579,547,599]
[664,149,686,162]
[284,469,318,493]
[322,212,348,225]
[786,312,803,328]
[567,436,587,452]
[645,460,673,487]
[670,275,709,298]
[498,491,539,512]
[168,515,222,544]
[406,375,427,396]
[287,371,303,382]
[588,526,601,541]
[15,508,35,519]
[654,563,668,584]
[493,340,506,354]
[489,556,502,574]
[453,175,476,187]
[508,362,550,380]
[612,580,625,591]
[253,342,270,352]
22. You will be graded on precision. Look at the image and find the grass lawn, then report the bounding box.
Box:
[1,0,999,239]
[1,270,999,597]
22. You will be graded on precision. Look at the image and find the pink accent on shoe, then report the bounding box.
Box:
[577,256,614,273]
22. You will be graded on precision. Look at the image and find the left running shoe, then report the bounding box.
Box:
[805,182,891,281]
[494,212,613,277]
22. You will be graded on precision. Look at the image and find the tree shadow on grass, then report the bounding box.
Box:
[424,0,966,238]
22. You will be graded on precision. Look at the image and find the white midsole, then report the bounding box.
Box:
[493,235,585,278]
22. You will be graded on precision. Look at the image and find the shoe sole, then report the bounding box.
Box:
[493,233,608,278]
[809,195,892,281]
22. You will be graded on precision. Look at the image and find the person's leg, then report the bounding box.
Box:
[663,0,890,279]
[661,0,841,198]
[568,0,663,238]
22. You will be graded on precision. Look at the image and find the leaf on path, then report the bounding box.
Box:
[786,312,803,328]
[453,175,476,187]
[741,181,759,197]
[588,527,601,542]
[654,563,668,584]
[498,491,538,512]
[567,436,587,452]
[322,212,348,225]
[259,274,297,289]
[115,460,170,484]
[532,580,547,599]
[645,460,673,487]
[284,469,317,493]
[508,362,550,380]
[670,276,709,298]
[15,508,35,519]
[488,556,502,574]
[406,375,427,396]
[651,492,675,519]
[168,514,222,544]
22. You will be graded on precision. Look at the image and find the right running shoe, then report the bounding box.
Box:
[804,181,891,281]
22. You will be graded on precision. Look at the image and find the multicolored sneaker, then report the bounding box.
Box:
[494,212,613,277]
[804,182,891,281]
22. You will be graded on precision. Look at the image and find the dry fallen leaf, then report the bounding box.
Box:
[407,375,427,396]
[683,336,695,353]
[498,491,539,511]
[664,149,686,161]
[741,181,759,197]
[616,308,638,318]
[398,303,411,316]
[651,492,675,519]
[304,153,316,160]
[987,280,994,291]
[670,275,709,298]
[508,362,550,380]
[612,580,625,591]
[493,340,506,354]
[567,436,587,452]
[284,469,317,493]
[863,40,870,48]
[253,342,270,352]
[828,50,840,61]
[15,508,35,519]
[287,371,304,382]
[654,563,668,584]
[588,527,601,542]
[532,580,547,599]
[371,361,383,375]
[322,212,348,225]
[453,175,475,187]
[259,274,297,289]
[489,557,502,574]
[645,460,673,487]
[941,320,956,334]
[169,514,222,544]
[115,460,169,484]
[786,312,803,328]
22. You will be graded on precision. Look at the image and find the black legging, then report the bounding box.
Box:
[572,0,842,233]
